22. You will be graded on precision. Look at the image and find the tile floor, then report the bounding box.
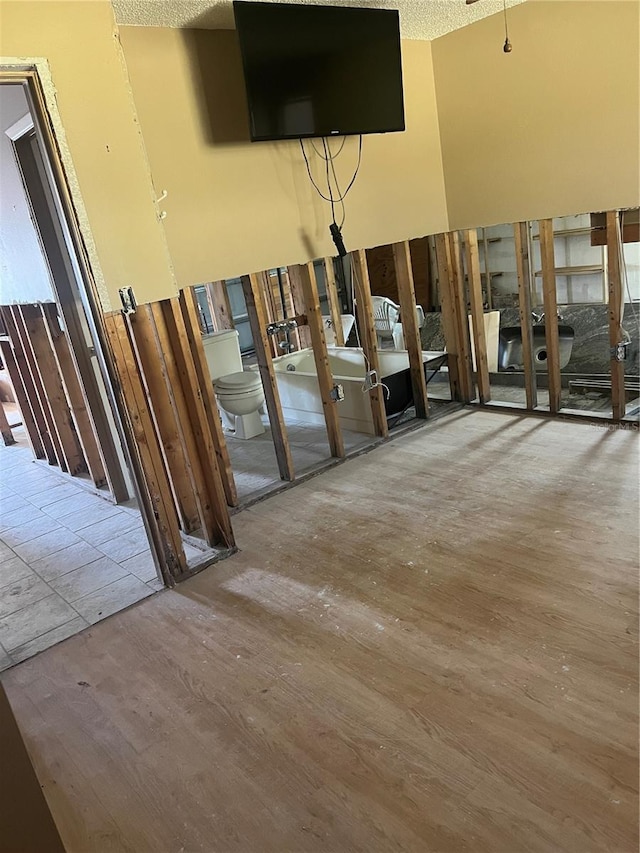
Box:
[0,427,165,671]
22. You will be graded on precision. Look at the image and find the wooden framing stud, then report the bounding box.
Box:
[293,263,345,458]
[0,336,44,458]
[351,249,389,438]
[514,222,538,410]
[180,287,238,507]
[287,266,313,350]
[539,219,562,414]
[322,257,345,346]
[448,232,475,403]
[158,298,235,548]
[434,233,465,402]
[606,210,626,420]
[241,272,295,481]
[105,312,187,585]
[207,281,234,332]
[392,240,429,419]
[463,230,491,405]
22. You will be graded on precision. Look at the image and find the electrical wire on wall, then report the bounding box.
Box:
[299,134,362,257]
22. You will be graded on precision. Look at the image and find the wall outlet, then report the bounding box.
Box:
[363,370,378,390]
[330,383,345,402]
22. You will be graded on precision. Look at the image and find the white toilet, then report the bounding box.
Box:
[201,329,265,440]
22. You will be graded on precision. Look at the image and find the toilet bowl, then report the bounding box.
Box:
[214,372,265,440]
[201,330,265,440]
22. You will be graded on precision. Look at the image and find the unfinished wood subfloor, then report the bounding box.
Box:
[2,410,638,853]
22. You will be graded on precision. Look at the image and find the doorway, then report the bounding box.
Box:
[0,78,164,669]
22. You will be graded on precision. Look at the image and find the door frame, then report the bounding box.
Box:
[0,66,167,585]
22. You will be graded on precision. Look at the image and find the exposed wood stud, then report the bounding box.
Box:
[464,230,491,405]
[104,312,187,585]
[0,395,15,446]
[434,234,462,402]
[514,222,538,410]
[323,257,345,346]
[0,333,44,459]
[392,241,429,419]
[11,305,67,470]
[207,281,234,332]
[129,306,200,534]
[159,298,235,548]
[293,263,345,458]
[287,266,313,349]
[40,304,107,488]
[351,249,389,438]
[606,210,626,420]
[180,287,238,507]
[539,219,562,414]
[241,272,295,481]
[449,232,475,403]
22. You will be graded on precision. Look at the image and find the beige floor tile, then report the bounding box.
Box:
[31,540,104,581]
[10,616,88,665]
[48,556,128,602]
[18,479,77,503]
[0,540,16,562]
[78,511,142,547]
[0,643,12,672]
[0,574,52,620]
[73,575,155,625]
[0,593,78,652]
[1,513,60,546]
[0,556,34,585]
[120,550,159,582]
[42,492,103,521]
[95,527,150,563]
[13,527,81,564]
[60,500,123,532]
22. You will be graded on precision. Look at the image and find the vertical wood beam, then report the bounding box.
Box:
[323,257,345,346]
[606,210,626,420]
[434,233,462,401]
[351,249,388,438]
[539,219,562,414]
[41,304,107,488]
[464,229,491,405]
[287,266,313,349]
[0,336,44,459]
[105,312,187,586]
[449,232,475,403]
[514,222,538,410]
[159,298,235,547]
[11,306,66,469]
[0,398,15,446]
[392,240,429,419]
[180,287,238,507]
[208,281,234,332]
[294,263,345,458]
[130,306,200,533]
[241,273,295,481]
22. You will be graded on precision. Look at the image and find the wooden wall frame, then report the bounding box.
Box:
[606,211,626,420]
[392,241,429,419]
[513,222,538,410]
[463,230,491,405]
[538,219,562,414]
[323,258,345,346]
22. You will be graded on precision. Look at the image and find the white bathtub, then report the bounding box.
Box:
[254,347,445,435]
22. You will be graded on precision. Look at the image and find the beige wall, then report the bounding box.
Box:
[0,1,177,308]
[119,28,449,287]
[432,0,640,230]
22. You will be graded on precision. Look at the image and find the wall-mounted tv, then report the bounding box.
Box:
[233,1,405,142]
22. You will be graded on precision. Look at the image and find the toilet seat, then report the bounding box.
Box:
[214,371,262,394]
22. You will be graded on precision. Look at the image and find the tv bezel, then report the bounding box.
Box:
[232,0,406,143]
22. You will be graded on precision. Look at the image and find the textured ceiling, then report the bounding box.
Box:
[112,0,526,41]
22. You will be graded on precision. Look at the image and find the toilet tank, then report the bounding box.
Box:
[201,329,243,381]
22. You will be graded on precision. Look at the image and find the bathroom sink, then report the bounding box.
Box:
[498,325,575,371]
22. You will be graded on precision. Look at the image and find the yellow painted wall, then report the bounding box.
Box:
[0,1,177,308]
[432,0,640,230]
[118,28,449,287]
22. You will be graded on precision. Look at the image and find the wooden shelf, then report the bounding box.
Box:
[534,265,604,277]
[532,228,592,240]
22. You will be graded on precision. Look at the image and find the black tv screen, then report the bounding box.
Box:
[233,1,405,142]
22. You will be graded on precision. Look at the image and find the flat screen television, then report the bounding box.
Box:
[233,1,405,142]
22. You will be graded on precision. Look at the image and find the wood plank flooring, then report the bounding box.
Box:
[1,410,638,853]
